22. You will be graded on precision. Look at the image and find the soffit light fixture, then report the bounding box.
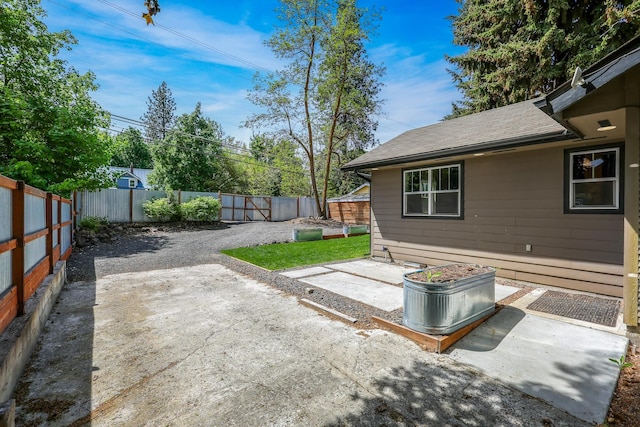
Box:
[597,119,617,132]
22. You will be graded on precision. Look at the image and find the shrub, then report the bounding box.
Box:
[79,216,108,231]
[142,193,181,222]
[181,196,221,222]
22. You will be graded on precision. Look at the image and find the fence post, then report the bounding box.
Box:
[58,197,62,254]
[129,189,134,223]
[11,181,25,316]
[46,193,53,274]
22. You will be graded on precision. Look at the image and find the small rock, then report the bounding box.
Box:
[305,287,314,294]
[608,417,616,424]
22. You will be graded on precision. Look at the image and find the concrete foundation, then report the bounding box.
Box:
[0,262,66,414]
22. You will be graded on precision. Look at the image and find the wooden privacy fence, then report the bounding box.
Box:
[0,175,73,334]
[75,189,320,223]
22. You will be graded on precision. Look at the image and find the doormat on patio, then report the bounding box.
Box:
[527,291,621,327]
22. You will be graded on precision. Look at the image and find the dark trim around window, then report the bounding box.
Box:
[401,161,465,220]
[564,143,624,214]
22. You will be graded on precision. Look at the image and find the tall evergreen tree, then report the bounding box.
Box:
[141,81,176,142]
[246,0,383,218]
[446,0,640,118]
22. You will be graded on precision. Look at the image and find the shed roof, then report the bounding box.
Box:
[342,98,574,171]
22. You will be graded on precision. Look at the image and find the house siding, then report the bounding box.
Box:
[372,144,624,297]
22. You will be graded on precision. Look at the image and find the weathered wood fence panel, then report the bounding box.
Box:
[76,189,320,223]
[0,175,72,335]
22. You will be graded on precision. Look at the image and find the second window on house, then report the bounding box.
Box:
[403,164,461,217]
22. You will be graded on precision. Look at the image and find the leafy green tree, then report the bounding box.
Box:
[245,134,310,196]
[246,0,383,217]
[110,126,153,168]
[0,0,111,194]
[141,81,176,142]
[446,0,640,118]
[149,103,244,192]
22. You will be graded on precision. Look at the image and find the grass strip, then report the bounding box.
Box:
[221,234,370,270]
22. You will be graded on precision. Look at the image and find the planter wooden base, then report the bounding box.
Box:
[372,305,500,353]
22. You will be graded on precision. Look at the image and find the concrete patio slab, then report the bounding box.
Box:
[14,264,587,426]
[326,260,414,284]
[299,271,403,311]
[280,266,332,278]
[495,283,520,302]
[448,306,629,424]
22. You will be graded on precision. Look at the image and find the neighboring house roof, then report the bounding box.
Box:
[342,98,574,171]
[109,167,153,188]
[327,183,370,202]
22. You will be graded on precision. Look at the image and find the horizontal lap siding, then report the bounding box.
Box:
[371,145,624,296]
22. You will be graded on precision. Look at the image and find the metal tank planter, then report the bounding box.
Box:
[403,264,496,335]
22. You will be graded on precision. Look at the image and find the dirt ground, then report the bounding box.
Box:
[605,350,640,426]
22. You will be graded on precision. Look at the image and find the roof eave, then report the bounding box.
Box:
[341,129,574,171]
[538,39,640,120]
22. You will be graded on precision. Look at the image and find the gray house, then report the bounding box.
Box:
[343,36,640,327]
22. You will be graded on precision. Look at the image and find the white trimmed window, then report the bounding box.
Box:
[403,164,461,217]
[128,178,136,188]
[568,147,620,211]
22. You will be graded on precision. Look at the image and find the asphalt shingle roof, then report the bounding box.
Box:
[342,98,573,171]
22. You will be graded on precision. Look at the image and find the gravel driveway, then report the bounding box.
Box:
[68,220,343,283]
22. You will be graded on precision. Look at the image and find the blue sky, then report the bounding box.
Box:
[42,0,465,145]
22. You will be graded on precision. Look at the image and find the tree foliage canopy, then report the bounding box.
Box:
[246,0,383,217]
[446,0,640,118]
[149,103,245,192]
[109,126,153,169]
[243,134,310,196]
[0,0,111,194]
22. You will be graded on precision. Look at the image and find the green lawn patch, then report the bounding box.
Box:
[221,234,370,270]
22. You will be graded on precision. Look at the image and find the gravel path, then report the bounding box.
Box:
[67,220,397,329]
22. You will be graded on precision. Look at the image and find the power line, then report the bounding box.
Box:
[103,120,312,178]
[44,0,416,142]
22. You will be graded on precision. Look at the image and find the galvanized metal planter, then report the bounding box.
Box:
[403,264,495,334]
[292,228,323,242]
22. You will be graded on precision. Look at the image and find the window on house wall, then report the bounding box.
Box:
[129,179,136,188]
[403,164,462,217]
[566,146,622,213]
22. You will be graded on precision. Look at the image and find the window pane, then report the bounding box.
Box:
[432,169,440,191]
[594,151,616,178]
[406,194,429,214]
[572,154,588,180]
[441,168,449,190]
[433,192,459,215]
[573,181,615,207]
[420,170,429,191]
[405,171,417,192]
[450,167,459,190]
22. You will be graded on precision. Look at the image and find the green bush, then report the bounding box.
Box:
[181,196,221,222]
[79,216,108,231]
[142,194,181,222]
